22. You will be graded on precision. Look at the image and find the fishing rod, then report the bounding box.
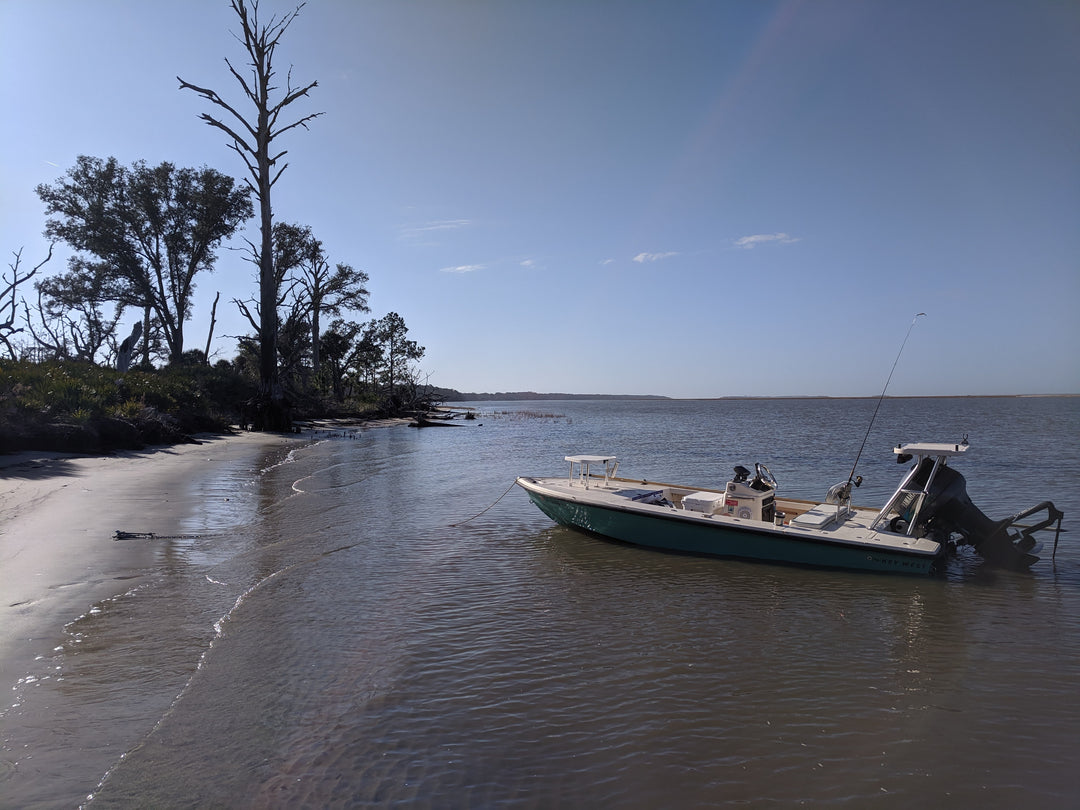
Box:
[846,312,926,490]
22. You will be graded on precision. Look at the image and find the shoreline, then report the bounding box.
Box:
[0,430,309,687]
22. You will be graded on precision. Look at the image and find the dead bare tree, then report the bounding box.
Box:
[178,0,322,430]
[231,220,309,344]
[203,291,221,364]
[2,245,53,359]
[24,260,125,362]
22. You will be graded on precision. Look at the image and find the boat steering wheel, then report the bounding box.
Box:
[755,462,778,489]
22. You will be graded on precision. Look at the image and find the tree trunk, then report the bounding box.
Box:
[170,320,185,364]
[255,103,289,431]
[141,306,152,367]
[310,306,321,378]
[203,291,220,365]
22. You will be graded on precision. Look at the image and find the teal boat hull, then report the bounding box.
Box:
[524,488,938,575]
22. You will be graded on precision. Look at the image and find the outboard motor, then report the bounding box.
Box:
[917,461,1045,569]
[875,442,1064,571]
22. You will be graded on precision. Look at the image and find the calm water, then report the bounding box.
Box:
[3,397,1079,809]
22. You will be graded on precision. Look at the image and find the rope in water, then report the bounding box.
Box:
[450,479,519,527]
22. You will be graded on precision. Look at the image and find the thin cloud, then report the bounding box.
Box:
[632,251,679,263]
[440,264,484,274]
[600,258,614,265]
[520,259,537,269]
[399,219,473,240]
[734,233,799,249]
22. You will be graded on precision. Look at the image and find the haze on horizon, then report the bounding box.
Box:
[2,1,1077,398]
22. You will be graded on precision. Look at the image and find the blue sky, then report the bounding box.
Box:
[2,0,1077,397]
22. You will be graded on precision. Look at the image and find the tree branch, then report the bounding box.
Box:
[2,244,54,358]
[271,110,324,139]
[177,76,258,145]
[232,296,261,334]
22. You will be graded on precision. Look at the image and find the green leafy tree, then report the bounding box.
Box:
[277,304,312,398]
[36,156,252,363]
[295,247,369,378]
[276,224,370,380]
[372,312,424,400]
[320,318,367,402]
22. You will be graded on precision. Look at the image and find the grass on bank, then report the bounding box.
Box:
[0,359,257,452]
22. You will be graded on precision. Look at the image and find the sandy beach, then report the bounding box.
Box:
[0,431,305,687]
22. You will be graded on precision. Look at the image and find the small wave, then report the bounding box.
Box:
[84,541,362,806]
[259,444,312,474]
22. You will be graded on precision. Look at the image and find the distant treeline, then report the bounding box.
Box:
[432,390,1076,403]
[434,389,670,402]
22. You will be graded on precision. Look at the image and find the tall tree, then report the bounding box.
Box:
[178,0,322,430]
[36,156,252,363]
[277,303,313,396]
[275,225,370,378]
[372,312,424,395]
[297,248,369,378]
[319,318,364,401]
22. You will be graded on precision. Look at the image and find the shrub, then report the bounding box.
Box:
[0,359,258,452]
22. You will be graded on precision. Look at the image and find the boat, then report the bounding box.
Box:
[516,441,1064,575]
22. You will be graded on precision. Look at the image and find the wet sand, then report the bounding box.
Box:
[0,431,305,686]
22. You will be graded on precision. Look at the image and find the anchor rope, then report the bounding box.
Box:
[450,479,519,527]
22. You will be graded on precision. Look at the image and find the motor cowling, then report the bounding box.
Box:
[917,461,1035,569]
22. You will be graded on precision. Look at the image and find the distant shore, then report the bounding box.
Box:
[677,393,1080,401]
[443,391,1078,402]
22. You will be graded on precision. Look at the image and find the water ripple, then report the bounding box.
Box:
[7,402,1077,808]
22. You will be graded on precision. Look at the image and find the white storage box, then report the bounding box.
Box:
[682,491,726,514]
